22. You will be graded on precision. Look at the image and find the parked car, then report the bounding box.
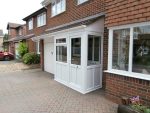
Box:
[0,51,14,61]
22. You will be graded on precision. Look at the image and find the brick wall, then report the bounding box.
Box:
[105,0,150,27]
[9,29,17,39]
[26,14,47,36]
[105,73,150,105]
[26,39,36,53]
[46,0,105,29]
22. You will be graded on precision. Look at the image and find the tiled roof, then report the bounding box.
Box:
[7,22,22,29]
[23,7,46,21]
[6,34,35,42]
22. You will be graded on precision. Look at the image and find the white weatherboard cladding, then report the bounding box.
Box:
[43,17,104,94]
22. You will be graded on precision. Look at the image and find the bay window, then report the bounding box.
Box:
[108,23,150,80]
[51,0,66,17]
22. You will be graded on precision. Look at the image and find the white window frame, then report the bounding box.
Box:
[51,0,66,17]
[28,18,33,30]
[37,12,46,27]
[55,37,67,63]
[36,41,40,54]
[106,21,150,81]
[77,0,88,5]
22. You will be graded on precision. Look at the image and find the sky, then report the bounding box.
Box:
[0,0,43,34]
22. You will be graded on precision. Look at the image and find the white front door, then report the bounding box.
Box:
[69,37,82,89]
[44,41,55,74]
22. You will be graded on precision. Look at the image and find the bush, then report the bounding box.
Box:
[22,52,40,65]
[17,42,28,58]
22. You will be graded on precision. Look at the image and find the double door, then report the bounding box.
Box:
[55,36,82,88]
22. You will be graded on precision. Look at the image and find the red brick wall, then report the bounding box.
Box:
[46,0,105,29]
[26,14,47,36]
[105,73,150,105]
[26,0,105,36]
[105,0,150,27]
[26,39,36,53]
[9,29,17,39]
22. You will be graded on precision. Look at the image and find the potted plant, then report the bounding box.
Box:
[118,96,150,113]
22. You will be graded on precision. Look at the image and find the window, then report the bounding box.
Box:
[71,38,81,65]
[37,12,46,27]
[56,38,67,63]
[36,41,40,54]
[88,35,101,66]
[9,29,11,35]
[56,38,66,43]
[78,0,88,5]
[108,23,150,80]
[18,29,22,35]
[51,0,66,17]
[56,46,67,62]
[28,18,33,30]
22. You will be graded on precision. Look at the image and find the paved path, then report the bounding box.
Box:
[0,70,117,113]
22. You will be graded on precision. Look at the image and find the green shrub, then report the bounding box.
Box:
[17,42,28,58]
[22,52,40,65]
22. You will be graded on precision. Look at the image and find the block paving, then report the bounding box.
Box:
[0,68,117,113]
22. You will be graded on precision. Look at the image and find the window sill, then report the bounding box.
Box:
[37,24,46,28]
[51,10,66,18]
[77,0,89,6]
[104,70,150,81]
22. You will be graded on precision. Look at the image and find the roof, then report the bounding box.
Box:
[23,7,47,21]
[7,22,22,29]
[6,34,35,42]
[45,12,105,33]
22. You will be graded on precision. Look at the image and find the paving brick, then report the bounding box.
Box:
[0,70,117,113]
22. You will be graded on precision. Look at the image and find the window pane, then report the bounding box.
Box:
[56,46,67,63]
[71,38,81,65]
[52,2,56,16]
[88,36,93,61]
[132,25,150,74]
[56,0,61,14]
[112,29,130,71]
[88,35,100,66]
[28,19,33,30]
[56,38,66,43]
[94,37,100,62]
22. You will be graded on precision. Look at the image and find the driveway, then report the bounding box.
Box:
[0,70,117,113]
[0,60,40,73]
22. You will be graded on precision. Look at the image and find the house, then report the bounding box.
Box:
[6,22,36,59]
[23,7,47,67]
[23,0,105,94]
[0,30,3,51]
[22,0,150,105]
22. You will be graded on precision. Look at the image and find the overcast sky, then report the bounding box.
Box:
[0,0,43,34]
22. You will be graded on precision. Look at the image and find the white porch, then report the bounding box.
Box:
[35,17,104,94]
